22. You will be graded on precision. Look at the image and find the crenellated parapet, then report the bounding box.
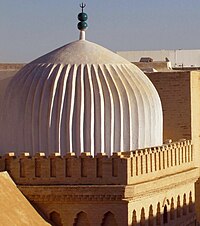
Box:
[0,140,194,185]
[126,139,194,184]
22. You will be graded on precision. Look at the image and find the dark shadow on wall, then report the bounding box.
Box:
[131,203,197,226]
[73,211,91,226]
[50,211,63,226]
[101,211,118,226]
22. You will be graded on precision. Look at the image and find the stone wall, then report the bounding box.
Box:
[147,71,200,167]
[147,71,191,141]
[190,71,200,166]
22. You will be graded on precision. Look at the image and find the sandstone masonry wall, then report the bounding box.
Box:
[147,71,191,141]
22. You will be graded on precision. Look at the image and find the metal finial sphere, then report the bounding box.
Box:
[77,21,88,31]
[78,3,88,31]
[78,12,88,22]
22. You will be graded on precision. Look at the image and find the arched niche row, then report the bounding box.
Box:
[101,211,118,226]
[73,211,90,226]
[49,211,62,226]
[134,192,194,226]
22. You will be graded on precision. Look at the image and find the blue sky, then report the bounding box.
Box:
[0,0,200,62]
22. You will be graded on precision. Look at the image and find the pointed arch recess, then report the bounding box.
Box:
[49,211,62,226]
[101,211,118,226]
[73,211,90,226]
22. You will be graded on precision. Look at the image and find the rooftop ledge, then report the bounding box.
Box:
[0,140,195,186]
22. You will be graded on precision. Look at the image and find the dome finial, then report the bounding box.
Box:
[78,3,88,40]
[80,3,86,13]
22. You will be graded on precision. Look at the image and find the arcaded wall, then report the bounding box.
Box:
[19,185,128,226]
[128,181,196,226]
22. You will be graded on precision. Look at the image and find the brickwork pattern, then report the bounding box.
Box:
[147,71,191,142]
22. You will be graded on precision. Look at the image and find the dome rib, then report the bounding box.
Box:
[84,64,95,155]
[116,65,136,150]
[39,65,58,154]
[91,65,102,154]
[14,65,38,152]
[120,65,140,149]
[122,64,149,148]
[93,65,106,154]
[72,64,85,154]
[64,65,74,153]
[56,65,68,153]
[79,65,85,153]
[58,65,70,153]
[124,64,162,147]
[98,65,112,154]
[48,64,63,153]
[33,64,54,153]
[68,65,77,153]
[103,65,121,153]
[112,65,131,151]
[24,64,44,153]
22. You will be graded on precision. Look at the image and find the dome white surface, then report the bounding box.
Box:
[0,39,163,156]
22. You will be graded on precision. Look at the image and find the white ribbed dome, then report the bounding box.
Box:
[0,39,163,156]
